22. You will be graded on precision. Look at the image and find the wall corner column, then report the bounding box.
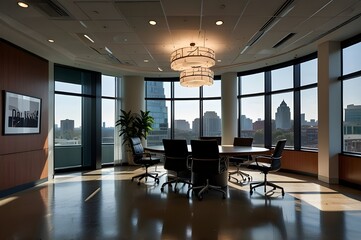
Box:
[318,41,341,184]
[221,72,237,145]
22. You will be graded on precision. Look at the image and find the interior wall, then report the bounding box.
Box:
[0,39,49,196]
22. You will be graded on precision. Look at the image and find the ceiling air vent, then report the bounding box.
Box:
[273,33,296,48]
[29,0,70,18]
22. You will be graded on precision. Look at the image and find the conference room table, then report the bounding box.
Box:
[145,144,269,187]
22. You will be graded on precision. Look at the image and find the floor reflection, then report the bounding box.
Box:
[1,166,361,239]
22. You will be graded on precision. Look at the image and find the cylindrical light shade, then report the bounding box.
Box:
[170,46,215,71]
[180,67,214,87]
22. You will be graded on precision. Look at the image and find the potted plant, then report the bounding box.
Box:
[116,109,154,164]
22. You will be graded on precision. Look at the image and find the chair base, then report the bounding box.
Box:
[187,179,227,200]
[132,171,159,185]
[250,179,284,196]
[228,169,252,183]
[161,177,192,193]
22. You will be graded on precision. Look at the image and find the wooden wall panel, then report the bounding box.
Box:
[339,154,361,185]
[281,150,318,175]
[0,39,49,193]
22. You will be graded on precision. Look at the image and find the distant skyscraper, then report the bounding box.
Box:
[275,100,291,130]
[192,118,200,134]
[241,115,253,130]
[146,81,169,145]
[60,119,74,139]
[345,104,361,123]
[175,120,190,131]
[203,111,221,136]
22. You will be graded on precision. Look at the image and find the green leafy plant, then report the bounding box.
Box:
[115,109,154,146]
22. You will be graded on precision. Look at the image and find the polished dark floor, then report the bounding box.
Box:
[1,165,361,240]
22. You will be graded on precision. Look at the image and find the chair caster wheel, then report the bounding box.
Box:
[137,182,141,185]
[250,190,253,195]
[161,187,164,192]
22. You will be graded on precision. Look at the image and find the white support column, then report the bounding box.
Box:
[318,41,341,184]
[221,72,238,145]
[120,75,145,164]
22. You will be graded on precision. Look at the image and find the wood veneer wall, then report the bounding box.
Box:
[0,39,49,194]
[339,154,361,186]
[281,150,318,176]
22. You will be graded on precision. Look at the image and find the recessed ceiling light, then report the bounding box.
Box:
[215,20,223,26]
[84,34,95,43]
[149,20,157,26]
[217,59,222,62]
[144,60,149,63]
[48,39,54,43]
[17,1,29,8]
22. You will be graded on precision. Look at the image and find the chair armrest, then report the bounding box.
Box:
[186,155,192,169]
[254,154,273,165]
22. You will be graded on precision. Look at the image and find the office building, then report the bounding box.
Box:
[275,100,291,130]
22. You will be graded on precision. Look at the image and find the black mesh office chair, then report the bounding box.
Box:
[161,139,192,193]
[248,139,287,196]
[130,137,161,185]
[187,139,227,200]
[228,137,253,183]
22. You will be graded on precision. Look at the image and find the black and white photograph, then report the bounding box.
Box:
[3,91,41,134]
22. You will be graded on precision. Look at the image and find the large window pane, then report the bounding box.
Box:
[102,99,115,144]
[301,59,318,86]
[174,82,199,98]
[203,100,221,136]
[174,100,199,142]
[343,77,361,153]
[271,66,293,91]
[55,95,82,145]
[301,88,318,148]
[241,73,264,94]
[272,92,293,146]
[55,82,81,93]
[240,96,264,146]
[343,42,361,75]
[203,80,221,97]
[102,75,115,97]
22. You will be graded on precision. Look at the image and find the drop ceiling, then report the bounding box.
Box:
[1,0,361,77]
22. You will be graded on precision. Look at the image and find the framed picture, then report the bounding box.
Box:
[3,91,41,135]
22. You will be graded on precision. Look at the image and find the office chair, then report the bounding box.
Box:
[129,137,161,185]
[228,137,253,183]
[248,139,287,196]
[161,139,192,193]
[187,139,227,200]
[199,136,222,145]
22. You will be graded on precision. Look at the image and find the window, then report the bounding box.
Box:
[174,100,199,141]
[145,79,222,144]
[272,92,294,146]
[239,56,318,150]
[343,77,361,153]
[343,41,361,75]
[301,88,318,148]
[301,59,318,86]
[240,96,264,146]
[55,95,82,146]
[271,66,293,91]
[240,73,264,95]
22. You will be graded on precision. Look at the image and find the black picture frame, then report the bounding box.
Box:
[3,91,41,135]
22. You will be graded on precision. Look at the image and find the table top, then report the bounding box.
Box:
[145,144,269,156]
